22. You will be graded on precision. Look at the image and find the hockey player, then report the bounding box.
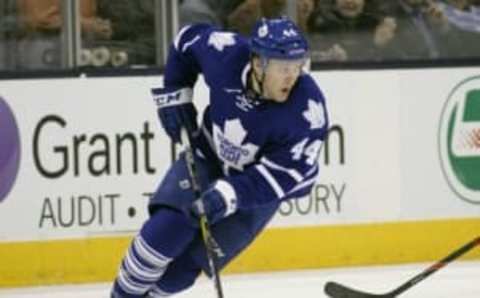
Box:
[111,16,329,297]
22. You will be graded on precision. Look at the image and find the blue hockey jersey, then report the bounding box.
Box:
[163,24,329,212]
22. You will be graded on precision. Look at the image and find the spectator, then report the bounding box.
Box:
[228,0,314,36]
[434,0,480,58]
[296,0,316,31]
[259,0,286,18]
[179,0,248,29]
[15,0,111,69]
[96,0,155,66]
[307,0,395,62]
[439,0,480,32]
[17,0,111,38]
[180,0,298,36]
[227,0,262,35]
[379,0,451,60]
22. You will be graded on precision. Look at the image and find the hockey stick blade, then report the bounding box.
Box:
[325,281,394,298]
[324,236,480,298]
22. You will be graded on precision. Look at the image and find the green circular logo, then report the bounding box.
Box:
[439,76,480,204]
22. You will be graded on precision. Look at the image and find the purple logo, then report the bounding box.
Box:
[0,97,21,203]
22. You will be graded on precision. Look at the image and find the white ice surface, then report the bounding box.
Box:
[0,260,478,297]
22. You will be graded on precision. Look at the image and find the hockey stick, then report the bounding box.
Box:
[180,128,225,298]
[324,236,480,298]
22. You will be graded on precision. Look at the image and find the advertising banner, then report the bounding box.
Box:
[1,69,479,242]
[0,76,170,241]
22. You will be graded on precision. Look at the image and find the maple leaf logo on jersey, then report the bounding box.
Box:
[303,99,326,129]
[208,32,236,52]
[213,119,259,171]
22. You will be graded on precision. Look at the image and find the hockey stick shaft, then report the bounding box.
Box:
[180,128,225,298]
[388,235,480,296]
[325,236,480,298]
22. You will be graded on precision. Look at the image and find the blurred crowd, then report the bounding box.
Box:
[0,0,154,70]
[304,0,480,61]
[1,0,480,70]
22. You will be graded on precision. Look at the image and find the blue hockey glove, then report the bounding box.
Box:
[191,180,238,225]
[151,86,197,143]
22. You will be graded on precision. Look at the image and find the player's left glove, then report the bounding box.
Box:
[190,180,238,224]
[151,86,197,143]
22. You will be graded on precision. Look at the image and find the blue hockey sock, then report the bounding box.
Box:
[112,208,196,297]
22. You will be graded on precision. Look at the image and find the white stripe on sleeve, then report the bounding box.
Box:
[182,35,201,52]
[260,157,303,183]
[255,164,285,198]
[288,175,317,195]
[174,25,192,51]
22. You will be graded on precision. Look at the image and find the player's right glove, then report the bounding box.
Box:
[151,86,197,143]
[190,180,238,225]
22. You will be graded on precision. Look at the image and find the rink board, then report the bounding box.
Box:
[1,68,480,287]
[0,217,479,287]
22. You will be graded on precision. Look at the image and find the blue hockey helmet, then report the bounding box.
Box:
[250,17,309,61]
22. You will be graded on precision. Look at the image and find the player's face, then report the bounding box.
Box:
[335,0,365,18]
[262,58,305,103]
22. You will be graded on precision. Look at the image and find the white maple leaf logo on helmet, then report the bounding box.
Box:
[258,24,268,38]
[213,119,259,171]
[303,100,326,130]
[208,32,236,52]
